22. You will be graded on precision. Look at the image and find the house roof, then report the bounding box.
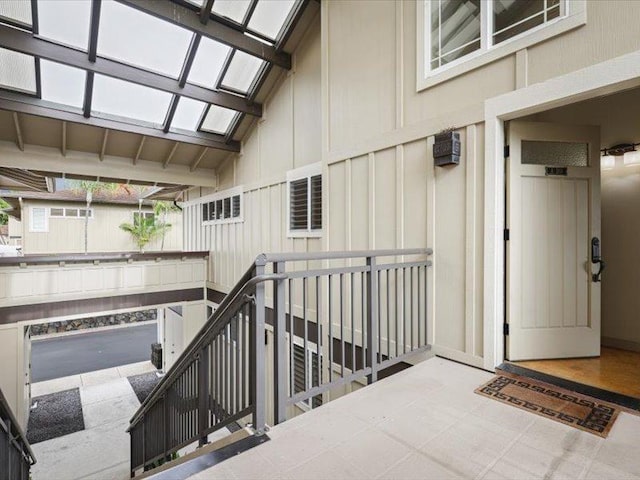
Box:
[0,0,319,181]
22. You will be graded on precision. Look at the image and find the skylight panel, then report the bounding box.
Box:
[98,0,193,78]
[37,0,91,50]
[200,105,236,134]
[220,51,264,93]
[187,37,231,89]
[172,97,207,131]
[0,1,32,26]
[212,0,251,24]
[248,0,296,40]
[40,60,85,108]
[92,75,172,125]
[0,48,36,93]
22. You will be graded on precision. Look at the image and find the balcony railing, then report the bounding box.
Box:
[0,387,35,480]
[128,248,433,477]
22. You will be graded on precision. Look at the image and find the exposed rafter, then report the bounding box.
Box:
[61,121,67,156]
[83,0,101,118]
[163,142,179,169]
[133,136,145,165]
[12,112,24,151]
[164,34,202,133]
[0,24,262,117]
[190,147,208,171]
[0,93,241,151]
[99,129,109,161]
[117,0,291,69]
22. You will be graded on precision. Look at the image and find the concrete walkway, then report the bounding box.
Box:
[190,357,640,480]
[30,361,156,480]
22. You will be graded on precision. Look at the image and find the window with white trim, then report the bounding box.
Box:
[50,207,94,219]
[30,207,48,232]
[133,211,155,223]
[287,164,322,237]
[420,0,585,87]
[292,342,322,410]
[200,187,243,225]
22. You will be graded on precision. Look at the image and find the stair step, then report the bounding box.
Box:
[138,427,269,480]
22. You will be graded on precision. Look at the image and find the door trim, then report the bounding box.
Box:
[483,48,640,371]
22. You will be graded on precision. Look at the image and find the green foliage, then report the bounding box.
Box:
[153,201,180,251]
[0,197,9,225]
[119,215,169,252]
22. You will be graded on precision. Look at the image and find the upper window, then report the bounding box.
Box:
[200,187,243,225]
[287,164,322,237]
[133,211,155,223]
[420,0,585,89]
[30,207,48,232]
[50,207,94,219]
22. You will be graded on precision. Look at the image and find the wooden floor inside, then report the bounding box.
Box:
[515,347,640,399]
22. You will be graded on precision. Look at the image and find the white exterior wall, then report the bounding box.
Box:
[20,201,183,254]
[183,1,640,369]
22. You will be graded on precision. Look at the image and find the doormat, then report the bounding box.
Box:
[475,373,623,437]
[27,388,85,444]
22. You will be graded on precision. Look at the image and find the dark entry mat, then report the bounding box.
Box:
[475,373,627,437]
[128,372,161,404]
[27,388,84,444]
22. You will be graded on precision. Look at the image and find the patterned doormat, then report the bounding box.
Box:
[475,372,625,437]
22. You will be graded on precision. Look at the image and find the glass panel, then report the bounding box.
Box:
[310,174,321,230]
[92,75,172,125]
[172,97,206,131]
[223,197,231,218]
[215,199,223,219]
[212,0,251,23]
[0,48,36,93]
[0,1,32,26]
[50,208,64,217]
[38,0,91,50]
[493,0,561,45]
[65,208,78,217]
[221,51,264,93]
[200,105,236,134]
[187,37,231,89]
[430,0,481,70]
[247,0,295,40]
[208,201,215,221]
[521,141,589,167]
[40,60,86,108]
[289,178,308,230]
[99,0,192,78]
[232,195,241,218]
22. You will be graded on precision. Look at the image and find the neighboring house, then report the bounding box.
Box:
[0,185,183,254]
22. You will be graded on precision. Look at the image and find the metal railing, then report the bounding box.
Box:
[0,388,36,480]
[128,248,432,477]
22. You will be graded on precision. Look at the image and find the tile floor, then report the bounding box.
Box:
[30,362,156,480]
[189,357,640,480]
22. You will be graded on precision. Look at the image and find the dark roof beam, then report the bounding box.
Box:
[0,24,262,117]
[117,0,291,69]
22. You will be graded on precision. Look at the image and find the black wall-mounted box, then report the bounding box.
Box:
[433,131,461,166]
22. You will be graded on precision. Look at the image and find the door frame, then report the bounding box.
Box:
[483,48,640,371]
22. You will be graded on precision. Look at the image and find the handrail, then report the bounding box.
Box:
[257,248,432,263]
[128,268,286,427]
[0,250,209,267]
[0,387,36,466]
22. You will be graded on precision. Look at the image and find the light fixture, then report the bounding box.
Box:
[601,155,615,170]
[601,142,640,169]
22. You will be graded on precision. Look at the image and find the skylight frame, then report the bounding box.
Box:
[0,0,35,32]
[197,103,240,135]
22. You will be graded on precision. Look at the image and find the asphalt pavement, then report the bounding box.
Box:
[31,323,158,382]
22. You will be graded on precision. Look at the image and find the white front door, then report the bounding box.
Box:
[507,121,601,361]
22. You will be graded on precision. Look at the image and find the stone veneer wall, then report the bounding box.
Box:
[30,309,157,336]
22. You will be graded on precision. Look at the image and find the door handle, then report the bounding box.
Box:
[591,237,605,282]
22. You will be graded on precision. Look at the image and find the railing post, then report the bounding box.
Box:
[273,261,287,425]
[366,255,378,384]
[198,346,209,446]
[252,262,266,434]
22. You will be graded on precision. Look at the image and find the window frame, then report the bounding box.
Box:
[200,186,244,226]
[49,207,94,219]
[29,207,49,233]
[286,163,322,239]
[417,0,587,91]
[133,210,155,223]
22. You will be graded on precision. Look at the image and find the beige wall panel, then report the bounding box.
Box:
[218,160,235,190]
[259,77,294,176]
[349,156,369,251]
[327,0,396,150]
[237,127,260,185]
[327,162,346,251]
[402,139,428,249]
[374,148,397,249]
[293,21,322,167]
[528,1,640,86]
[433,130,467,353]
[0,326,19,426]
